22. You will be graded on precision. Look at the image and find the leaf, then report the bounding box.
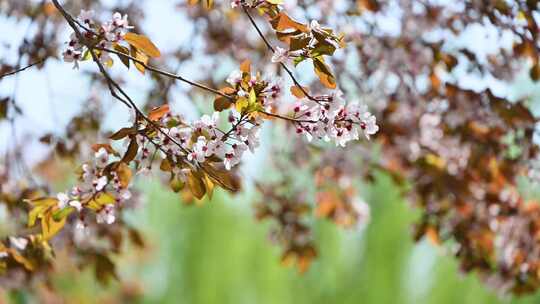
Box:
[290,86,307,98]
[240,59,251,74]
[530,63,540,81]
[113,44,130,68]
[52,206,75,221]
[202,164,241,192]
[148,104,170,121]
[95,253,118,285]
[109,127,136,140]
[270,12,308,32]
[41,212,66,240]
[203,174,215,200]
[87,192,116,210]
[121,138,139,163]
[130,45,148,75]
[214,96,232,111]
[26,197,58,227]
[289,36,311,52]
[313,57,336,89]
[10,250,35,271]
[170,174,185,192]
[91,144,119,156]
[160,158,172,171]
[124,33,161,58]
[0,98,7,120]
[249,88,257,104]
[187,171,206,200]
[236,97,249,113]
[116,162,132,188]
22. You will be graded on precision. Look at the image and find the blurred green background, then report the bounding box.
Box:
[11,171,536,304]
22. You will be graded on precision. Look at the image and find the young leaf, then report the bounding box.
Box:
[87,193,116,211]
[240,59,251,74]
[113,44,130,68]
[109,127,136,140]
[290,86,307,98]
[149,104,170,121]
[313,57,336,89]
[187,171,206,200]
[121,138,139,163]
[214,96,232,112]
[115,162,132,188]
[124,33,161,58]
[41,212,67,241]
[130,46,148,75]
[270,12,308,32]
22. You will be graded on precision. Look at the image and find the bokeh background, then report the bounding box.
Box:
[5,171,540,304]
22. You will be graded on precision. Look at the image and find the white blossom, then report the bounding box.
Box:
[271,47,289,63]
[9,237,28,251]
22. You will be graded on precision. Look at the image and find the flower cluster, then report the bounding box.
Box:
[143,109,263,172]
[292,91,379,147]
[62,10,133,68]
[54,146,133,228]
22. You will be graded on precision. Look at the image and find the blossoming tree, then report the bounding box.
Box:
[1,0,540,297]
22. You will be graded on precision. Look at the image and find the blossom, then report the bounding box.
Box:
[194,113,219,132]
[9,237,28,251]
[207,137,227,158]
[77,10,95,25]
[226,70,243,86]
[230,0,242,8]
[62,49,82,69]
[95,147,109,167]
[96,204,115,224]
[271,47,289,63]
[112,12,131,28]
[93,176,108,191]
[359,112,379,139]
[187,136,208,163]
[69,200,82,212]
[57,192,70,209]
[309,20,324,33]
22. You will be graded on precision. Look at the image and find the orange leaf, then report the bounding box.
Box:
[124,33,161,58]
[290,85,307,98]
[271,12,308,32]
[240,59,251,74]
[148,104,170,121]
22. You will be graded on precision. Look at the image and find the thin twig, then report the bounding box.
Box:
[0,60,44,79]
[242,6,316,102]
[258,110,316,124]
[94,46,233,100]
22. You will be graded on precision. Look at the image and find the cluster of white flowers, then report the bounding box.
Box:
[62,10,133,69]
[142,109,263,172]
[55,147,132,227]
[292,91,379,147]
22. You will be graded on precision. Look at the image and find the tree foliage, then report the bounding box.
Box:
[1,0,540,298]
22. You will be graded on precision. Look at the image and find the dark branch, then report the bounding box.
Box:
[0,60,44,79]
[242,6,316,102]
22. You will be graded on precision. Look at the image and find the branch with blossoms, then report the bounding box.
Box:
[0,0,379,277]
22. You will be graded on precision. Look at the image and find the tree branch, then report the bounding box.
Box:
[0,60,44,79]
[242,6,316,102]
[94,46,233,100]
